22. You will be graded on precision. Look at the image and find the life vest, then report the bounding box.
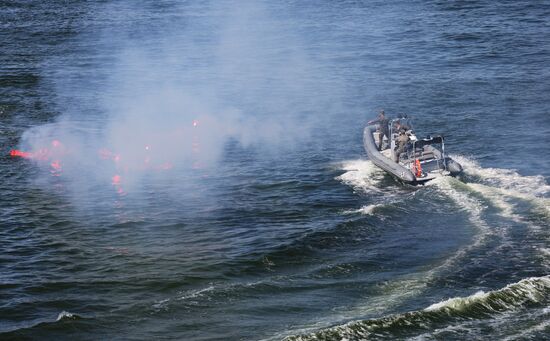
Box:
[412,159,422,177]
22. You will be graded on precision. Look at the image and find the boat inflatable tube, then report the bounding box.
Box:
[363,125,416,183]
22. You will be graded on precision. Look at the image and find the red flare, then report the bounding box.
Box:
[9,149,32,159]
[51,160,62,171]
[112,174,125,195]
[51,140,62,148]
[112,174,121,185]
[193,120,199,127]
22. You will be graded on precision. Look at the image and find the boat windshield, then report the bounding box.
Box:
[414,136,444,150]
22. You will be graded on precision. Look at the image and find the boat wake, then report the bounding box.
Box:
[336,159,388,194]
[452,154,550,218]
[285,276,550,340]
[342,204,382,216]
[324,156,550,340]
[450,155,550,264]
[336,159,411,216]
[452,155,550,197]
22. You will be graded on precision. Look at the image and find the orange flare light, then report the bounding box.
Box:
[112,175,121,185]
[9,149,32,159]
[51,160,62,171]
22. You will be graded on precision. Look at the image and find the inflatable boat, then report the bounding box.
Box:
[363,116,462,185]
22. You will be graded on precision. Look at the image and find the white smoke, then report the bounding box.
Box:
[21,1,343,203]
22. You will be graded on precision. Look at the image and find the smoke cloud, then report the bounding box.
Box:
[20,1,343,207]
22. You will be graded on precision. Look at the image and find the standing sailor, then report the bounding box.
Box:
[394,130,410,162]
[367,110,390,151]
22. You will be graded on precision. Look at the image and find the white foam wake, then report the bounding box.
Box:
[285,276,550,341]
[335,159,386,194]
[452,155,550,219]
[56,311,77,321]
[425,275,550,312]
[342,204,382,216]
[178,285,216,301]
[332,160,497,329]
[452,155,550,262]
[452,154,550,197]
[329,156,548,335]
[332,176,497,335]
[428,176,494,248]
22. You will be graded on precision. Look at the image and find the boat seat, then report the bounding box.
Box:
[400,151,432,161]
[412,151,435,161]
[420,153,436,161]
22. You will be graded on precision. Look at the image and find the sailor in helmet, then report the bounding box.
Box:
[368,110,390,151]
[394,129,410,162]
[394,119,410,134]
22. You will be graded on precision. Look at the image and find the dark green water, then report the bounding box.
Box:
[1,1,549,340]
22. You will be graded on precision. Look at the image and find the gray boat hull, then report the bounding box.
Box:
[363,125,462,185]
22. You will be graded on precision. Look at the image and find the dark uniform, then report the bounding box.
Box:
[368,111,390,151]
[394,121,410,134]
[394,131,409,162]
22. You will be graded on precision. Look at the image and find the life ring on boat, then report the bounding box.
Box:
[412,159,422,177]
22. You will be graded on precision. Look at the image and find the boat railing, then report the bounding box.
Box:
[408,136,449,173]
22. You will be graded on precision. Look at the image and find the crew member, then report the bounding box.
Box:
[368,110,389,151]
[394,130,410,162]
[394,120,410,134]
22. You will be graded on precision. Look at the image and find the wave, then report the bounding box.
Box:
[178,285,216,301]
[56,311,79,321]
[342,204,382,216]
[151,284,221,312]
[285,276,550,340]
[0,311,82,340]
[424,276,550,312]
